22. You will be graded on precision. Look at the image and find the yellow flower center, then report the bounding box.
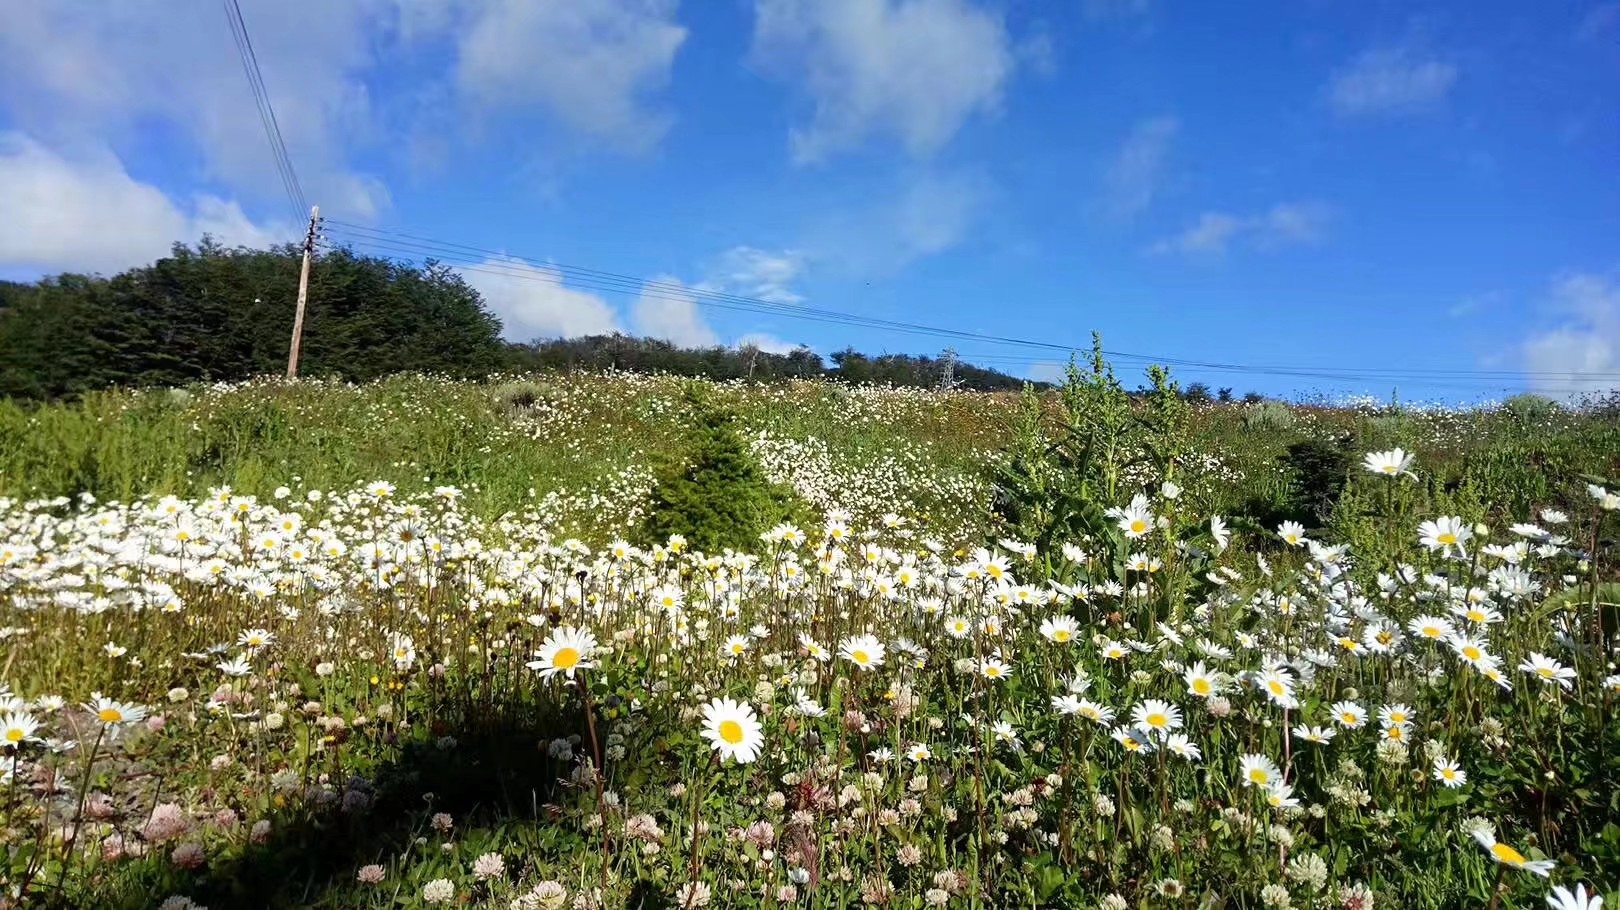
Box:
[1053,630,1071,642]
[98,709,122,723]
[1381,465,1397,474]
[1438,533,1457,545]
[1490,842,1525,865]
[1467,610,1485,622]
[1442,769,1457,780]
[1146,713,1167,728]
[1462,646,1481,661]
[1130,520,1147,534]
[1248,769,1268,784]
[1341,713,1357,724]
[718,720,745,745]
[552,647,580,670]
[1192,679,1212,696]
[852,650,869,664]
[5,729,22,742]
[1537,667,1553,678]
[1267,681,1285,696]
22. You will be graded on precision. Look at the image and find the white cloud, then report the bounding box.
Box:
[737,332,801,354]
[463,253,803,351]
[460,256,624,343]
[0,0,392,219]
[452,0,687,151]
[1523,271,1620,400]
[1161,213,1246,256]
[0,0,688,230]
[750,0,1014,163]
[1104,116,1178,219]
[708,247,808,304]
[1253,202,1330,248]
[1328,47,1457,117]
[0,134,290,275]
[1151,202,1331,257]
[633,275,721,348]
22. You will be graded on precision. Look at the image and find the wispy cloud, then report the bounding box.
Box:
[804,168,993,277]
[451,0,688,153]
[1327,46,1457,118]
[749,0,1015,163]
[1151,201,1330,257]
[1523,271,1620,400]
[706,247,808,304]
[1103,115,1178,220]
[464,255,624,343]
[632,274,720,347]
[0,133,291,275]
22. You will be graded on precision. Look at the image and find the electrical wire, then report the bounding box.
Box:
[223,0,307,223]
[315,222,1619,395]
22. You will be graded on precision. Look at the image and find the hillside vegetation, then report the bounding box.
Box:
[1,328,1618,909]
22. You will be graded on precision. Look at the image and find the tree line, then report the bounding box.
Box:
[0,240,1040,400]
[508,336,1031,391]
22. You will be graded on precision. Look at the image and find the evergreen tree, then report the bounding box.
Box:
[638,390,796,553]
[0,240,505,399]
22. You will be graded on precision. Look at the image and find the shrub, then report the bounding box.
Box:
[638,389,798,553]
[1242,401,1296,432]
[491,380,553,416]
[1279,435,1354,524]
[1366,413,1408,439]
[1501,392,1561,425]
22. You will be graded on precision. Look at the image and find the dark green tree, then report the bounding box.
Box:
[0,240,505,400]
[638,390,797,553]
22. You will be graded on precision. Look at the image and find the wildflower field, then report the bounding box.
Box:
[1,364,1618,909]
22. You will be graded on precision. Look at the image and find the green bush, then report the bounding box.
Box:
[1501,392,1561,425]
[491,379,553,416]
[638,389,798,553]
[1279,435,1354,525]
[1242,400,1296,432]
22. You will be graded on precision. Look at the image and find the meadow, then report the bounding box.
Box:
[0,366,1617,909]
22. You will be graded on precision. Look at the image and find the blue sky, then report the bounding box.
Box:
[2,0,1617,401]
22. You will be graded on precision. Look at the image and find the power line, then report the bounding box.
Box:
[223,0,306,223]
[320,224,1414,384]
[316,229,1614,394]
[323,236,1610,394]
[316,221,1620,393]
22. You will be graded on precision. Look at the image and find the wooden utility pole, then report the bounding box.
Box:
[286,205,319,378]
